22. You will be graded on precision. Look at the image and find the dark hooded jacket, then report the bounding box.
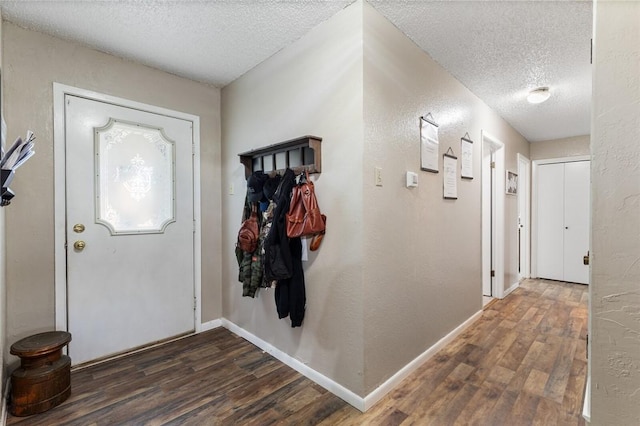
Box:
[263,168,305,327]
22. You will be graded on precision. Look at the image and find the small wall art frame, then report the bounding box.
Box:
[506,170,518,195]
[420,113,439,173]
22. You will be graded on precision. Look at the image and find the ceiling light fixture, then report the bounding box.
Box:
[527,87,551,104]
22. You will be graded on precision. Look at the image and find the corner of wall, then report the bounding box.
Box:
[0,11,8,422]
[591,0,640,423]
[220,0,366,397]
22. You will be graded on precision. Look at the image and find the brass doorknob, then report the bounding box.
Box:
[73,240,86,251]
[73,224,85,233]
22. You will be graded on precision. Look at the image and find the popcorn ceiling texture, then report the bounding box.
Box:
[368,0,592,142]
[0,0,352,87]
[0,0,591,143]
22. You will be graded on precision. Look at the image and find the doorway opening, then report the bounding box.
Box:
[482,131,505,304]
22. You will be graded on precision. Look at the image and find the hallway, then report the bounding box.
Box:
[7,279,587,425]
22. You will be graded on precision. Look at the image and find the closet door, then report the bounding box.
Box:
[563,161,590,284]
[537,163,565,281]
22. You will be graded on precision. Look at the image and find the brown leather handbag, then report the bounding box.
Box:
[237,204,259,253]
[286,171,326,239]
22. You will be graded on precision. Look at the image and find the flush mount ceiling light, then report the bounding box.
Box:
[527,87,551,104]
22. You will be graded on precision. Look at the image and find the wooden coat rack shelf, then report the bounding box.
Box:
[238,135,322,179]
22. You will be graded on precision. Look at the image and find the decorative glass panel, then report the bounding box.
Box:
[95,119,175,235]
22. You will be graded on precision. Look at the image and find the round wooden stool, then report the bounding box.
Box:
[10,331,72,417]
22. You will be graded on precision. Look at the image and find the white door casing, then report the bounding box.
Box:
[53,84,202,365]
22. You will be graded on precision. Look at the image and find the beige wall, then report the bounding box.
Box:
[2,23,222,365]
[591,1,640,423]
[222,0,531,397]
[221,3,366,394]
[362,2,530,393]
[530,135,590,160]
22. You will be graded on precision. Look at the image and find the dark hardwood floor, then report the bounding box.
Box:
[6,279,587,425]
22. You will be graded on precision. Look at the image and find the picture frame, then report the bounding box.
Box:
[506,170,518,195]
[460,134,473,179]
[420,114,439,173]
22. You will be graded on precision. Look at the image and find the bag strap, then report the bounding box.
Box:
[300,178,318,212]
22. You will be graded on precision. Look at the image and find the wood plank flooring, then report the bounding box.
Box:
[6,279,587,425]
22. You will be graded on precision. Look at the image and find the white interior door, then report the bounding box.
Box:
[481,131,505,299]
[563,161,590,284]
[535,160,590,285]
[536,163,565,281]
[517,154,531,280]
[65,95,195,365]
[482,144,493,296]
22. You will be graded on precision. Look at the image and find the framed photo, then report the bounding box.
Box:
[506,170,518,195]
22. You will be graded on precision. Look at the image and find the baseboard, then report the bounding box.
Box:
[582,376,591,422]
[1,378,10,426]
[363,309,483,410]
[199,319,222,333]
[504,281,520,297]
[220,319,366,412]
[221,310,482,413]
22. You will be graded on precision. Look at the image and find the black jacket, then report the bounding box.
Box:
[263,168,306,327]
[263,168,296,281]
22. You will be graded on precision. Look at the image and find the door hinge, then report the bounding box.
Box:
[193,220,196,233]
[490,161,495,169]
[194,296,197,311]
[491,270,495,277]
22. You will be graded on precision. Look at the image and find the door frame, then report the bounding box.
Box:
[531,155,590,278]
[481,131,505,299]
[517,153,531,280]
[53,83,203,333]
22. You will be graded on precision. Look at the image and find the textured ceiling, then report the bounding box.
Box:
[0,0,592,142]
[0,0,353,87]
[369,0,593,142]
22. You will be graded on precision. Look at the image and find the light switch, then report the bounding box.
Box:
[406,171,418,188]
[375,167,383,186]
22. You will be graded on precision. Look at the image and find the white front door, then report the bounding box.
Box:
[64,94,195,365]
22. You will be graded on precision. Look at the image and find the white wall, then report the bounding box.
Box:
[590,1,640,423]
[361,1,530,393]
[221,3,366,395]
[530,135,590,160]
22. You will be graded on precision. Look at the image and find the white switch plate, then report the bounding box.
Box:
[406,171,418,188]
[374,167,383,186]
